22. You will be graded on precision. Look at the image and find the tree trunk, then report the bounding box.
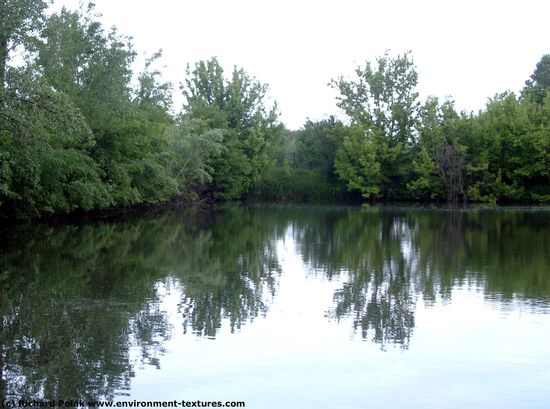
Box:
[435,139,465,206]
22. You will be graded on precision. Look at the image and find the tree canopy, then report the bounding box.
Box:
[331,52,419,199]
[181,57,282,199]
[1,1,549,220]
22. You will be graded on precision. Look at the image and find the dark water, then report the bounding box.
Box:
[1,205,550,408]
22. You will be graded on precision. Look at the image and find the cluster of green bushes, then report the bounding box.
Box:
[1,2,549,220]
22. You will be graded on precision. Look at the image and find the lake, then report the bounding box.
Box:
[1,205,550,408]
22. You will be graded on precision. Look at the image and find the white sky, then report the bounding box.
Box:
[53,0,550,129]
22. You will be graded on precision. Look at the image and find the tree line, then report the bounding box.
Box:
[265,52,550,205]
[1,1,549,219]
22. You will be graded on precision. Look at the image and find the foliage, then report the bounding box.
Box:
[293,117,341,178]
[253,116,352,203]
[331,52,419,199]
[529,54,550,89]
[0,67,111,218]
[251,166,349,202]
[464,92,550,203]
[0,0,50,93]
[1,4,182,218]
[36,6,180,206]
[1,0,550,219]
[168,117,224,197]
[181,57,282,200]
[523,54,550,104]
[408,97,468,204]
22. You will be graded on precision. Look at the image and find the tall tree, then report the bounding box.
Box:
[331,51,420,199]
[168,117,224,198]
[0,68,111,217]
[0,3,117,218]
[181,57,282,199]
[36,5,135,130]
[36,5,178,206]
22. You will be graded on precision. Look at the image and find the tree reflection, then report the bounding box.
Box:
[296,209,417,349]
[293,207,550,349]
[409,209,550,305]
[0,217,172,399]
[170,206,283,337]
[0,206,283,399]
[1,205,549,398]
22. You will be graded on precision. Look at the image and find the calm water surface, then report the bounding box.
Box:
[1,205,550,408]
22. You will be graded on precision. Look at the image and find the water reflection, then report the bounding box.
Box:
[0,226,164,399]
[295,210,417,348]
[0,207,283,399]
[297,208,550,347]
[1,205,549,399]
[171,206,282,336]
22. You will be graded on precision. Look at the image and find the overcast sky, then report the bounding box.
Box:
[54,0,549,129]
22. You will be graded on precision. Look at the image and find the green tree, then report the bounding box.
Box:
[334,125,384,198]
[169,117,224,198]
[409,97,468,204]
[293,116,341,179]
[0,65,112,218]
[331,51,420,199]
[252,118,352,202]
[530,54,550,89]
[36,5,178,206]
[181,57,282,199]
[135,50,173,121]
[464,92,550,203]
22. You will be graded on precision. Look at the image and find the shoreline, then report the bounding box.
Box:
[2,196,550,227]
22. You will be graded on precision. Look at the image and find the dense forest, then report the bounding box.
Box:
[1,1,549,220]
